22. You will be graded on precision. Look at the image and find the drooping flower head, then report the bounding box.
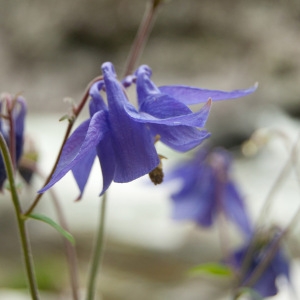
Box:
[168,148,252,236]
[231,229,290,297]
[0,93,27,190]
[39,62,256,198]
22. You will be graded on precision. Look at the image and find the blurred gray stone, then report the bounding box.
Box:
[0,0,299,114]
[0,4,300,297]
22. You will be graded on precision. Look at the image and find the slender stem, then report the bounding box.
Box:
[217,212,230,261]
[27,164,80,299]
[239,135,299,279]
[215,180,230,261]
[244,233,283,288]
[123,0,163,76]
[244,205,300,290]
[238,134,300,291]
[245,134,300,286]
[257,148,297,225]
[24,75,103,216]
[49,185,80,300]
[0,133,39,299]
[86,193,107,300]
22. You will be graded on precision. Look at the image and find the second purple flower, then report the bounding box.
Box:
[168,148,252,236]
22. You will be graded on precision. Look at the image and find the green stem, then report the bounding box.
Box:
[86,193,107,300]
[0,133,39,299]
[50,188,80,300]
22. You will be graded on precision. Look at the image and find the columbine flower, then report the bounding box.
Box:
[168,148,252,236]
[0,94,26,190]
[231,230,290,297]
[39,62,256,198]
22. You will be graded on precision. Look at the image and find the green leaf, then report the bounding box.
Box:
[188,262,233,277]
[28,213,75,245]
[236,287,264,300]
[5,181,23,192]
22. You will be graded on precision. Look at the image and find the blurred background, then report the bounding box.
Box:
[1,0,300,299]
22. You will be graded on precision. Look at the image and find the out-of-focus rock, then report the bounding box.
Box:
[0,0,299,144]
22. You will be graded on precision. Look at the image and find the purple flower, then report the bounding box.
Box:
[231,230,290,297]
[169,148,252,236]
[39,62,256,198]
[0,95,26,190]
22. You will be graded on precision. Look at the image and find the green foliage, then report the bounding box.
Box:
[27,214,75,245]
[236,287,264,300]
[0,256,66,291]
[188,262,233,277]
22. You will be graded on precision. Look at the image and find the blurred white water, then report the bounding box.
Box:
[24,108,300,242]
[24,109,300,300]
[1,107,300,299]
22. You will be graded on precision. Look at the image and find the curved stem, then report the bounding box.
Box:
[244,233,283,288]
[24,75,103,216]
[238,134,300,291]
[86,193,107,300]
[244,208,300,290]
[29,163,80,299]
[51,191,80,300]
[123,0,163,76]
[239,135,299,279]
[0,133,39,299]
[256,142,297,225]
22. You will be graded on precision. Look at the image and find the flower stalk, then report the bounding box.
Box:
[0,132,39,299]
[50,188,80,300]
[123,0,163,76]
[86,193,107,300]
[239,135,299,281]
